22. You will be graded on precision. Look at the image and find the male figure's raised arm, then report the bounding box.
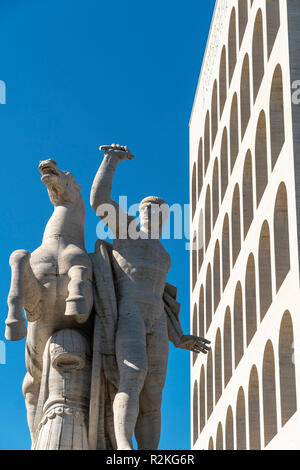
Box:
[90,144,134,236]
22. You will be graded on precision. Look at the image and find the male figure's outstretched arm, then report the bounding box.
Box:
[90,144,134,235]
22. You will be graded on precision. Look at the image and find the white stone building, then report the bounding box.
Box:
[190,0,300,450]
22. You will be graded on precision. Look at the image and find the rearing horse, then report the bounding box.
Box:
[5,159,93,437]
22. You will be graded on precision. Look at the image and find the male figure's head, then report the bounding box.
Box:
[139,196,169,238]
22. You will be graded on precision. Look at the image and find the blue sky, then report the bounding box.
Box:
[0,0,215,450]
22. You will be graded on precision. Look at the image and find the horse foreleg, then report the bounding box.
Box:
[65,265,93,324]
[5,250,42,341]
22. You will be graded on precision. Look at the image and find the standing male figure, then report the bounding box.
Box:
[90,144,210,450]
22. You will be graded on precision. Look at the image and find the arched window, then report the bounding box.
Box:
[238,0,248,47]
[228,8,237,84]
[193,381,199,445]
[192,304,198,365]
[213,241,221,312]
[243,150,253,238]
[199,286,205,338]
[205,186,211,250]
[198,210,204,272]
[216,423,223,450]
[234,282,244,368]
[206,264,212,331]
[198,139,203,198]
[236,387,246,450]
[192,163,197,219]
[207,350,213,418]
[232,185,241,265]
[255,111,268,206]
[200,366,206,432]
[225,406,234,450]
[230,94,239,172]
[266,0,280,58]
[240,54,251,139]
[274,183,290,291]
[211,80,218,147]
[219,47,227,117]
[252,10,265,102]
[221,128,229,201]
[279,312,297,426]
[263,341,277,446]
[224,307,232,386]
[212,159,219,227]
[204,111,210,173]
[249,366,261,449]
[270,65,285,169]
[245,254,257,346]
[208,437,214,450]
[259,222,272,320]
[222,214,230,290]
[192,231,197,291]
[215,329,222,404]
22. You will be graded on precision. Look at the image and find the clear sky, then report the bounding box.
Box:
[0,0,215,450]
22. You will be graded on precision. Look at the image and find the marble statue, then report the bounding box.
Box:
[4,146,210,450]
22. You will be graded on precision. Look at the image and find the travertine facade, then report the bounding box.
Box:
[190,0,300,450]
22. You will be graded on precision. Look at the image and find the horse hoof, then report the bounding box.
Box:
[5,320,27,341]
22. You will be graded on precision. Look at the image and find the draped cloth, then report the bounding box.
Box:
[88,239,183,450]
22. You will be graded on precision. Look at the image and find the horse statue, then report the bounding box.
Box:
[5,159,94,447]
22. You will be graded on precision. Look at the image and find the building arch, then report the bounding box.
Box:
[193,380,199,445]
[219,46,227,117]
[222,214,230,290]
[215,329,222,404]
[234,282,244,368]
[204,111,210,173]
[192,231,197,291]
[208,437,214,450]
[259,221,272,320]
[198,138,203,198]
[216,422,223,450]
[245,253,257,346]
[192,162,197,219]
[224,307,233,387]
[206,264,212,331]
[213,241,221,312]
[192,303,198,365]
[263,340,277,446]
[255,111,268,206]
[266,0,280,58]
[243,150,253,238]
[207,350,213,418]
[270,65,285,169]
[225,406,234,450]
[232,184,241,265]
[205,186,211,250]
[200,366,206,432]
[228,8,237,84]
[279,311,297,426]
[274,183,290,291]
[199,285,205,339]
[230,93,239,172]
[241,54,251,139]
[252,9,265,102]
[236,387,246,450]
[211,80,218,147]
[221,128,229,201]
[212,159,220,227]
[198,210,204,272]
[238,0,248,47]
[249,366,261,449]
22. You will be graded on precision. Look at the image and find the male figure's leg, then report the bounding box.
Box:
[113,310,147,450]
[135,313,169,450]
